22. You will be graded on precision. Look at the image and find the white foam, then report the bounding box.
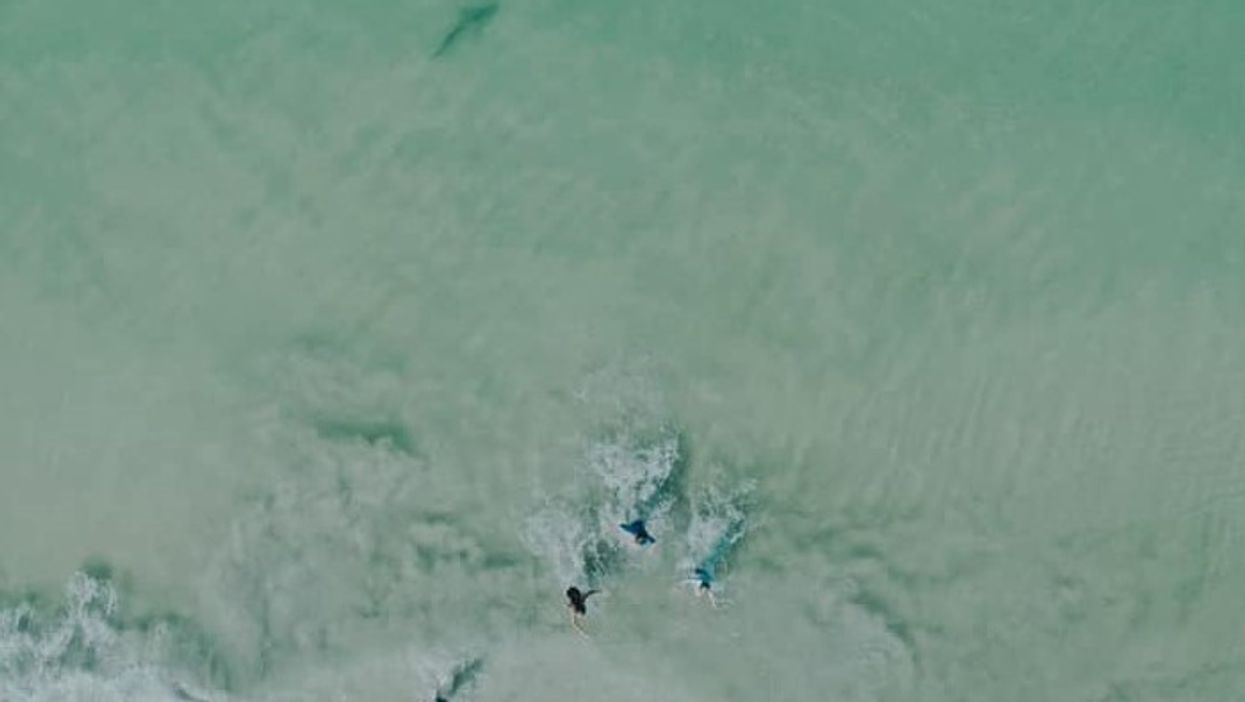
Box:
[585,431,681,539]
[522,502,593,587]
[678,482,754,589]
[0,574,220,702]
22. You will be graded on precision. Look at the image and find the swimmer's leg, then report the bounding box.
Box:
[570,611,591,638]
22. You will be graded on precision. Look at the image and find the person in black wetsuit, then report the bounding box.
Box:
[566,586,599,615]
[566,586,599,633]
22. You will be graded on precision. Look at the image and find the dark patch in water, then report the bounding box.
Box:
[76,557,135,614]
[848,587,919,665]
[433,3,500,58]
[658,429,694,529]
[846,542,886,562]
[481,553,522,570]
[0,584,54,613]
[312,416,417,455]
[80,557,114,583]
[418,510,456,525]
[445,656,485,697]
[582,538,625,586]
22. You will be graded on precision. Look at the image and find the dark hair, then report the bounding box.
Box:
[566,587,588,613]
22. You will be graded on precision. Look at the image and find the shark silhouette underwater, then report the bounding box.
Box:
[433,3,500,58]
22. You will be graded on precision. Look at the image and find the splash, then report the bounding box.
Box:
[199,344,529,681]
[0,573,222,702]
[522,502,621,588]
[523,421,686,588]
[679,482,754,590]
[586,429,685,546]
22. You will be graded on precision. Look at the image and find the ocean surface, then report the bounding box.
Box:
[3,1,1244,700]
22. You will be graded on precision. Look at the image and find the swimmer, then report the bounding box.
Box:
[684,567,719,607]
[566,586,600,634]
[620,519,656,546]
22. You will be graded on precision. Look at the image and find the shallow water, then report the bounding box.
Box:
[3,1,1245,700]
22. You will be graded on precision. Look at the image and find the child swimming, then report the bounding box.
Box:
[683,566,718,607]
[565,586,600,634]
[680,484,751,607]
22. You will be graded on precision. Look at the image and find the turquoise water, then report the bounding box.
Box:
[3,1,1245,700]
